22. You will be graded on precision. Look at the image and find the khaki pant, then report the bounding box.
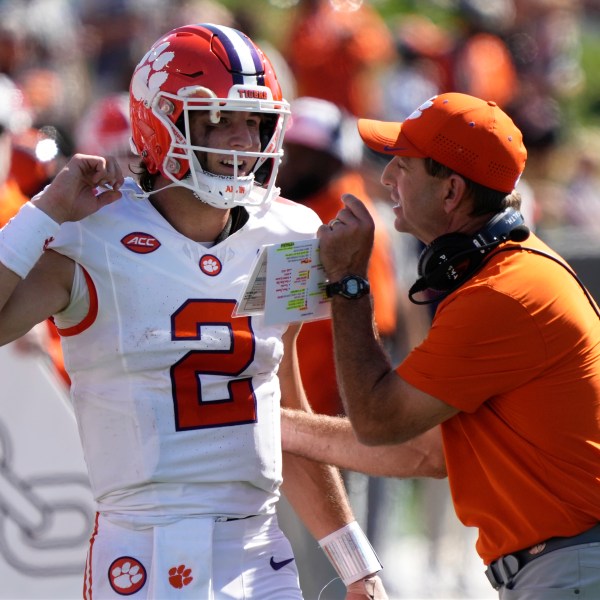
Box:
[499,544,600,599]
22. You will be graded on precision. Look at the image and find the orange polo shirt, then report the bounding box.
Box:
[398,234,600,564]
[285,1,395,117]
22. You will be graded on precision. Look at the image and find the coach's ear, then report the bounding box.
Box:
[443,172,468,214]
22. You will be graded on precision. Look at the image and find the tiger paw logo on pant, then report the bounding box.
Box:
[109,556,147,594]
[169,564,194,588]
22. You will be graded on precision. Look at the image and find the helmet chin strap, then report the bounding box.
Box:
[141,180,181,198]
[131,179,181,200]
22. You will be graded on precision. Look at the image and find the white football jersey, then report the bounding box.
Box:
[48,179,321,524]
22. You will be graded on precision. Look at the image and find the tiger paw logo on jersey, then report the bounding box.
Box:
[109,556,147,595]
[169,564,194,589]
[199,254,222,276]
[121,232,161,254]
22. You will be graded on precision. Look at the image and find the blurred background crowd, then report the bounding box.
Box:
[1,0,600,598]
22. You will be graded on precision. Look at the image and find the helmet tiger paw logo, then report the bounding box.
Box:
[169,564,194,589]
[130,42,173,107]
[109,556,147,595]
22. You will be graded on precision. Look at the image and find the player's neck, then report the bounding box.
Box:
[149,181,231,244]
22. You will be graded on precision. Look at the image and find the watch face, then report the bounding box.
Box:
[326,275,369,299]
[346,279,359,295]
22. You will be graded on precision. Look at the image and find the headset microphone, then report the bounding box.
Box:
[508,225,530,243]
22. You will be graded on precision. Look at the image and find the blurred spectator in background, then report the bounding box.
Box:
[0,71,68,387]
[77,0,146,96]
[564,137,600,234]
[502,0,586,230]
[0,0,88,149]
[9,126,62,198]
[504,0,585,177]
[74,92,136,178]
[0,74,32,226]
[278,96,399,416]
[449,0,519,108]
[381,14,450,122]
[283,0,395,118]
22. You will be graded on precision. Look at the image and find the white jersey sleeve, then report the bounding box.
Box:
[48,179,322,523]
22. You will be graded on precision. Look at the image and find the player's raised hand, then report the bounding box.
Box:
[32,154,124,224]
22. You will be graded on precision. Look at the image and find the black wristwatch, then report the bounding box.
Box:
[325,275,370,299]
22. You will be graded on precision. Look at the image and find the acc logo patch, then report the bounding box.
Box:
[109,556,147,595]
[199,254,222,276]
[121,232,161,254]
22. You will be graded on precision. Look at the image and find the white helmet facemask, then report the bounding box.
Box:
[150,84,290,209]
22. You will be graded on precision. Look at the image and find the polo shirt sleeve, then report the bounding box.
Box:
[397,284,547,413]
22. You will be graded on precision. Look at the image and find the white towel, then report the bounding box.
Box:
[147,517,215,599]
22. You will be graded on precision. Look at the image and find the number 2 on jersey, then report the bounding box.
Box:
[170,299,257,430]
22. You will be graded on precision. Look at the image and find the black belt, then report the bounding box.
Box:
[485,523,600,590]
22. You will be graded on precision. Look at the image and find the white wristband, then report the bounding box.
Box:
[0,201,61,279]
[319,521,382,585]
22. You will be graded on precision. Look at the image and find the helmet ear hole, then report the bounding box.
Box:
[165,158,181,174]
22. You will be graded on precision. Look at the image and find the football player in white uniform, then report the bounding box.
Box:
[0,24,387,599]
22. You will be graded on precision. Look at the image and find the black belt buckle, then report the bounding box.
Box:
[485,554,520,590]
[485,566,501,591]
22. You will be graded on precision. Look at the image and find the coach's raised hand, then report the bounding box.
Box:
[33,154,124,224]
[317,193,375,284]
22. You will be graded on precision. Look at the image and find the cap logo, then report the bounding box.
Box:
[131,41,174,105]
[406,98,435,121]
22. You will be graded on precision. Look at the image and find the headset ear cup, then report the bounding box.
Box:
[418,233,482,291]
[410,208,528,303]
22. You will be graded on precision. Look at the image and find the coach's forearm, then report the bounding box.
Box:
[281,408,447,479]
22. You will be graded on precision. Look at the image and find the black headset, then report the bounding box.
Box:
[408,208,600,318]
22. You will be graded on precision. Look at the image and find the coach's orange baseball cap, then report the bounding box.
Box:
[357,93,527,193]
